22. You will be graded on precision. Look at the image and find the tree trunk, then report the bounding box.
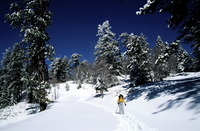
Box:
[27,89,34,103]
[38,0,47,111]
[37,40,47,111]
[40,102,47,111]
[100,89,104,98]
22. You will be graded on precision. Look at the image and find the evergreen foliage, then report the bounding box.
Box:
[120,33,152,85]
[95,20,122,76]
[137,0,200,70]
[4,0,55,111]
[177,47,194,72]
[74,60,88,84]
[70,53,82,69]
[0,43,25,108]
[151,36,169,81]
[92,20,122,91]
[69,53,83,83]
[95,77,108,98]
[1,0,197,107]
[155,40,180,65]
[50,56,70,83]
[154,40,195,75]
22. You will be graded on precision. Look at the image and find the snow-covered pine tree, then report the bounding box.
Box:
[63,56,71,80]
[50,56,69,83]
[151,36,169,81]
[95,20,122,76]
[5,0,55,111]
[70,53,82,69]
[0,43,25,108]
[137,0,200,71]
[95,77,108,98]
[177,47,194,72]
[0,48,12,108]
[94,20,121,89]
[155,40,193,74]
[120,53,130,76]
[120,32,151,85]
[155,40,187,74]
[168,53,178,74]
[0,68,6,108]
[50,57,62,83]
[84,63,98,85]
[92,58,112,88]
[69,53,83,82]
[75,60,88,85]
[155,40,180,65]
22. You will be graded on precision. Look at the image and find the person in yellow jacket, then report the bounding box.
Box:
[117,94,126,114]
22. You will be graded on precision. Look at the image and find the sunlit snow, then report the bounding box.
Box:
[0,72,200,131]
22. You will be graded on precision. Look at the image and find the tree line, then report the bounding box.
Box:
[49,20,196,97]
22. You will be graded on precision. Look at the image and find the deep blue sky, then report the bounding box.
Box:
[0,0,193,64]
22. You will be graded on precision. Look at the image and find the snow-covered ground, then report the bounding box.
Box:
[0,72,200,131]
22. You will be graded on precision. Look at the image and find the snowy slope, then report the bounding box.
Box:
[0,72,200,131]
[124,72,200,131]
[0,82,118,131]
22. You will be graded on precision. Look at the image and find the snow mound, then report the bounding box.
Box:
[0,102,40,127]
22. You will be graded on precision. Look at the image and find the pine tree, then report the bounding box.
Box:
[5,0,55,111]
[75,60,88,85]
[0,48,12,108]
[0,43,25,108]
[151,36,169,81]
[50,56,69,83]
[84,63,97,85]
[0,67,6,108]
[69,53,82,69]
[155,41,179,74]
[168,53,178,74]
[93,20,122,90]
[95,20,122,76]
[137,0,200,70]
[120,33,151,85]
[177,47,194,72]
[155,40,193,74]
[69,53,82,82]
[155,40,180,65]
[63,56,71,80]
[95,77,108,98]
[120,54,130,76]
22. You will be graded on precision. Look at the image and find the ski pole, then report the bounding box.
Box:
[115,104,119,113]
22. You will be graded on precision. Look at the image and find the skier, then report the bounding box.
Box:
[117,94,126,114]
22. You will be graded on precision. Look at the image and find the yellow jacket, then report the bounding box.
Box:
[117,98,126,104]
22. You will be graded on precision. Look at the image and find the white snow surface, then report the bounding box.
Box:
[0,72,200,131]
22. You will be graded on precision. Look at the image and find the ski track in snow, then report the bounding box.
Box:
[81,99,156,131]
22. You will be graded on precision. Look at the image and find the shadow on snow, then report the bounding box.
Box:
[126,77,200,115]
